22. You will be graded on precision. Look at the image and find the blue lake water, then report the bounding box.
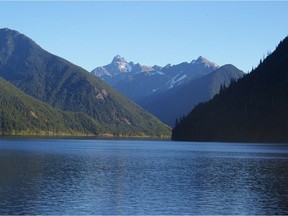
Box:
[0,138,287,215]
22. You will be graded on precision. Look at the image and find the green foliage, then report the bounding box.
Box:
[0,77,103,135]
[172,36,288,143]
[0,28,171,137]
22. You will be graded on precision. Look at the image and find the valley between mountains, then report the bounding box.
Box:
[0,28,243,137]
[1,27,287,143]
[0,28,170,137]
[91,55,244,126]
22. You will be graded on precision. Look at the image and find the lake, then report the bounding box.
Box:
[0,138,287,215]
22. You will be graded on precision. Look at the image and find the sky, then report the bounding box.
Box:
[0,1,288,73]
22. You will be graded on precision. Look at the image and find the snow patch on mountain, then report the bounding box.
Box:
[168,74,187,89]
[156,71,164,75]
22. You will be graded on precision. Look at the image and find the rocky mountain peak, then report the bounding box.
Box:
[191,56,218,68]
[112,55,127,64]
[108,55,131,73]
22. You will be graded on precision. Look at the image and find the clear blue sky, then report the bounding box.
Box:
[0,1,287,73]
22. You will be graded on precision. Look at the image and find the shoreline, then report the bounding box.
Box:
[0,134,171,141]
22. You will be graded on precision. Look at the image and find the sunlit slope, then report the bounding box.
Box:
[0,28,170,137]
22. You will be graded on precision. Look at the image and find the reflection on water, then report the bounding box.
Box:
[0,139,287,214]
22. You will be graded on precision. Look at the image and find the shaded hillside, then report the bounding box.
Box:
[0,77,103,135]
[172,36,288,143]
[0,28,170,137]
[139,65,244,126]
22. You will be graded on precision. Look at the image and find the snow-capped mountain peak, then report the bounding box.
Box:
[110,55,131,73]
[112,55,127,66]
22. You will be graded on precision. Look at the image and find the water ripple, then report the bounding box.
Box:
[0,139,287,214]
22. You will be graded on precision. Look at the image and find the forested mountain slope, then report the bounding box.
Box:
[0,28,170,137]
[172,36,288,142]
[0,77,103,135]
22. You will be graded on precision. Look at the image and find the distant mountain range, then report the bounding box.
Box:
[91,55,218,101]
[172,36,288,143]
[0,28,170,137]
[92,55,244,126]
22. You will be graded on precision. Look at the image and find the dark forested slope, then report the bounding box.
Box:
[172,36,288,142]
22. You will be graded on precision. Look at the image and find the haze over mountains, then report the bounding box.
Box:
[92,55,244,126]
[0,28,170,137]
[172,36,288,143]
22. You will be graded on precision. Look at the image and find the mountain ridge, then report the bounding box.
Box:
[0,28,170,137]
[91,55,219,101]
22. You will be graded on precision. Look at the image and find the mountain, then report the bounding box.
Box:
[172,36,288,143]
[161,56,219,89]
[139,64,244,126]
[0,28,170,137]
[92,55,156,85]
[0,77,103,135]
[91,55,218,101]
